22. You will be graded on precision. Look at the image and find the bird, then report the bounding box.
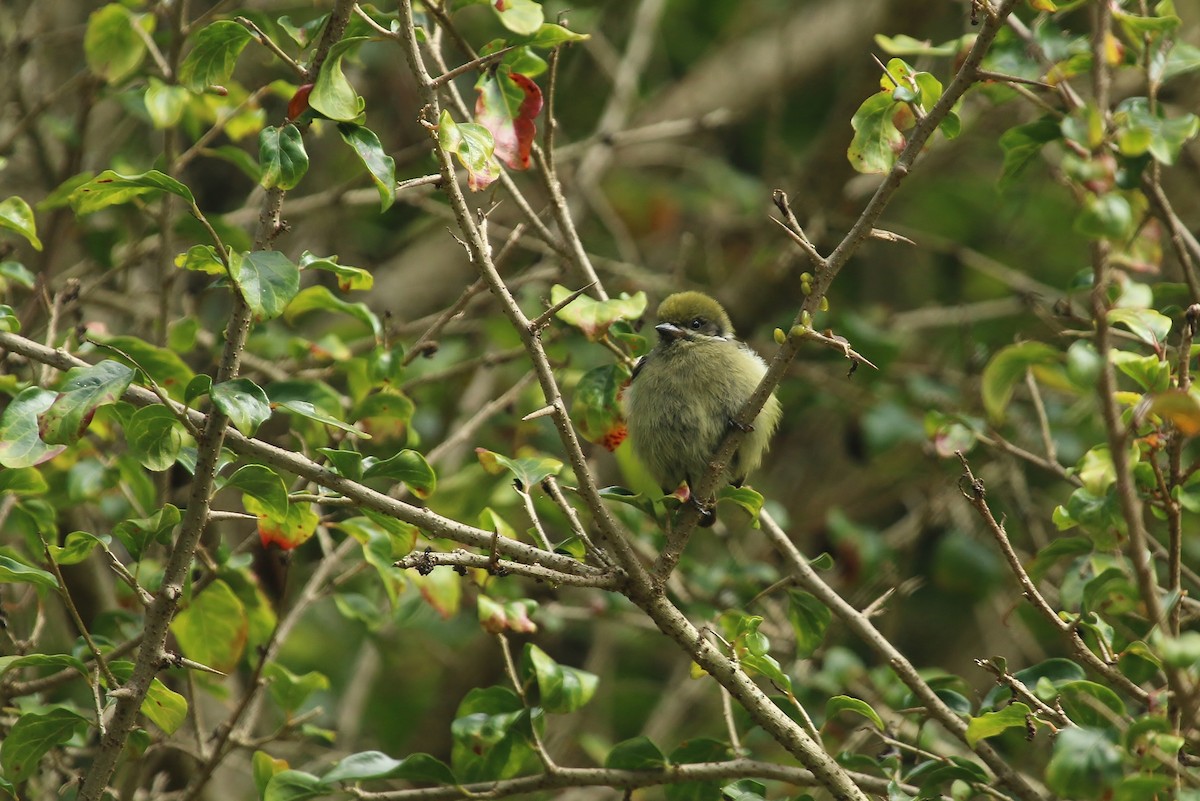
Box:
[624,291,781,522]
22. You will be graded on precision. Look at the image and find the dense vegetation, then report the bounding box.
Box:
[2,1,1200,799]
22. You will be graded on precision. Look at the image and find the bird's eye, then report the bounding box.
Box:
[690,318,704,330]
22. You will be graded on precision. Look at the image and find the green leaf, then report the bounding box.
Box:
[108,661,188,734]
[909,757,990,795]
[1075,193,1134,241]
[353,391,415,443]
[998,116,1061,190]
[207,144,263,182]
[126,405,185,471]
[144,78,190,128]
[666,738,730,801]
[980,342,1060,422]
[1045,727,1122,799]
[874,33,961,57]
[847,92,902,174]
[112,504,181,561]
[314,450,360,484]
[85,4,150,83]
[264,662,330,712]
[1111,351,1170,393]
[0,467,47,496]
[322,751,402,783]
[550,285,647,340]
[323,750,457,785]
[1057,680,1125,729]
[1107,307,1172,346]
[337,124,396,211]
[437,109,500,191]
[0,388,65,468]
[0,707,87,782]
[230,250,301,322]
[283,284,381,338]
[263,769,328,801]
[298,251,373,292]
[1028,536,1092,582]
[0,196,42,251]
[211,378,272,436]
[40,360,136,446]
[0,260,36,288]
[982,657,1085,709]
[524,643,598,713]
[450,687,539,782]
[175,244,227,275]
[571,364,630,451]
[493,0,544,34]
[310,37,368,121]
[275,400,366,438]
[178,20,254,92]
[170,579,248,673]
[965,702,1031,746]
[259,124,309,190]
[1114,9,1181,37]
[717,485,764,520]
[476,448,562,489]
[0,653,88,677]
[825,695,885,731]
[70,169,196,215]
[225,464,289,521]
[0,555,59,589]
[1160,41,1200,82]
[96,334,197,400]
[47,531,111,566]
[787,590,832,658]
[362,449,436,498]
[249,497,320,551]
[521,22,590,48]
[605,735,667,770]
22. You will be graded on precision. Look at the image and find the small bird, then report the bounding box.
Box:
[624,291,781,519]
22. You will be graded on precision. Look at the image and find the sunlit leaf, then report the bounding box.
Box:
[69,170,196,215]
[310,37,368,122]
[85,4,151,83]
[171,579,248,673]
[0,196,42,251]
[438,109,500,191]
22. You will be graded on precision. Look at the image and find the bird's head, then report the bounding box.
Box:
[653,291,735,344]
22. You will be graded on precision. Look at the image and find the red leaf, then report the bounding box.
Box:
[475,71,543,171]
[288,84,314,121]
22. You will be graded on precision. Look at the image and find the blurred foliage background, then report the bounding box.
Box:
[4,0,1200,796]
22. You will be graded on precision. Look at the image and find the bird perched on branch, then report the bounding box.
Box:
[624,291,781,522]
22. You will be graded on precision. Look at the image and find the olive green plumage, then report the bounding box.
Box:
[625,291,782,495]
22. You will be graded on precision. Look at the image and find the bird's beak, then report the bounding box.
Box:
[655,322,686,341]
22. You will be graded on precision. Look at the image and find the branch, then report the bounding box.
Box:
[956,453,1151,704]
[759,508,1050,801]
[351,760,905,801]
[0,330,606,580]
[396,550,626,590]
